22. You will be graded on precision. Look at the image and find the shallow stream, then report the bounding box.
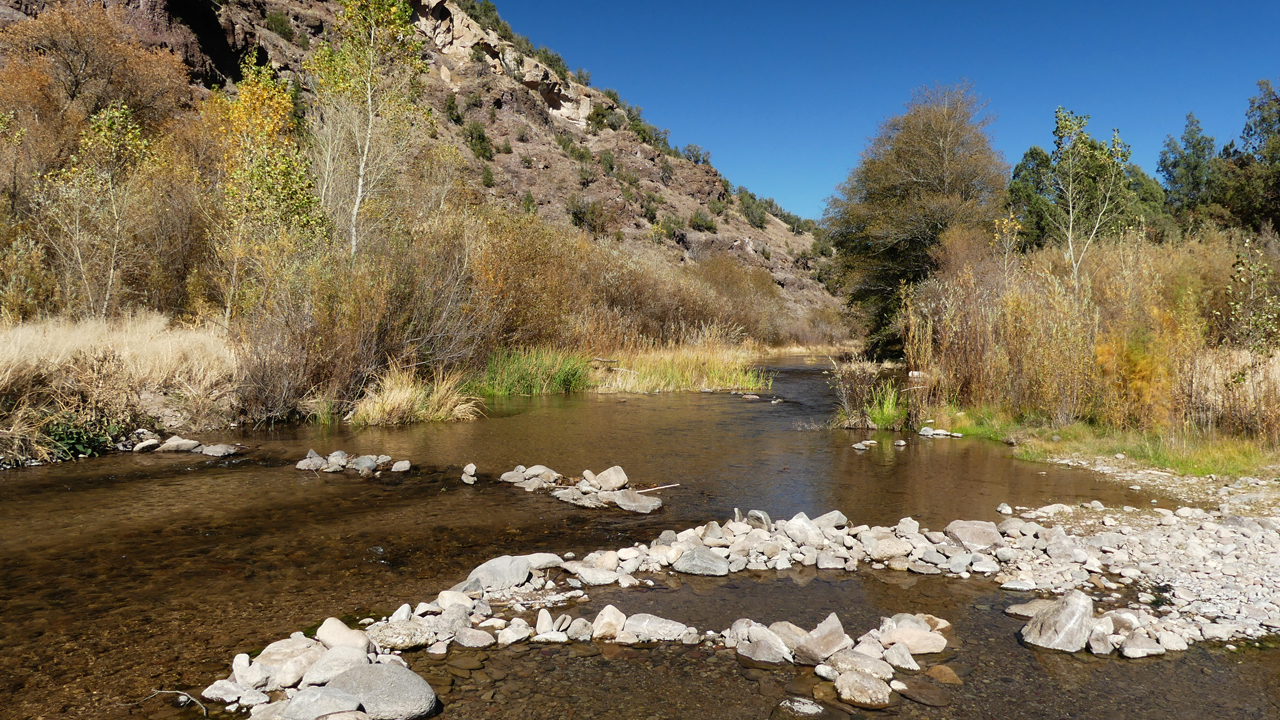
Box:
[1,357,1277,718]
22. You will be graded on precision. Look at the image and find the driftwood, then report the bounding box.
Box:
[118,690,207,716]
[635,483,680,494]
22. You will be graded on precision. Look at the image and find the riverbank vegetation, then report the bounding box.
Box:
[825,81,1280,475]
[0,3,805,462]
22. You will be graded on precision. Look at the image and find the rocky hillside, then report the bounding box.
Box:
[0,0,840,329]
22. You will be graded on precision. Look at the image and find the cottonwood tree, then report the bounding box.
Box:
[306,0,426,255]
[35,105,148,318]
[824,83,1007,354]
[1040,108,1135,289]
[209,63,324,323]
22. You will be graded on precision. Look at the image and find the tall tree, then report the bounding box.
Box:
[306,0,426,256]
[1007,146,1054,247]
[1215,78,1280,232]
[1157,113,1217,213]
[824,83,1007,355]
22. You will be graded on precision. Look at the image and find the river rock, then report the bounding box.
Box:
[784,512,826,547]
[768,621,811,652]
[883,642,919,671]
[1005,599,1057,619]
[201,443,239,457]
[563,562,620,585]
[497,624,531,646]
[895,677,950,707]
[255,634,326,690]
[769,696,842,719]
[1121,635,1166,658]
[551,488,606,508]
[157,436,201,452]
[738,625,793,666]
[826,649,894,681]
[1020,590,1093,652]
[747,509,772,530]
[566,617,594,642]
[944,520,1002,551]
[300,646,369,687]
[1157,631,1189,652]
[599,489,662,513]
[835,670,892,709]
[812,510,848,529]
[203,679,244,703]
[316,618,371,652]
[233,653,268,689]
[454,628,495,648]
[132,438,160,453]
[435,590,474,612]
[365,618,434,650]
[390,460,411,472]
[794,613,852,665]
[879,627,946,654]
[867,537,913,561]
[592,605,627,639]
[326,663,436,720]
[624,613,689,641]
[520,552,564,570]
[925,664,962,685]
[594,466,629,491]
[466,555,531,591]
[280,686,363,720]
[672,545,730,576]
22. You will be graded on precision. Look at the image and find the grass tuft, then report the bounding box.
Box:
[467,348,592,396]
[351,366,483,425]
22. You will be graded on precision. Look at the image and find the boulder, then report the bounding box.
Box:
[563,562,619,585]
[835,670,892,709]
[784,513,826,547]
[826,649,894,681]
[1157,631,1188,652]
[591,605,627,639]
[202,679,244,703]
[812,510,848,529]
[594,466,629,491]
[879,627,946,654]
[255,634,326,691]
[867,538,913,561]
[132,438,160,453]
[738,626,792,666]
[201,443,239,457]
[157,436,201,452]
[1020,590,1094,652]
[944,520,1002,551]
[599,489,663,513]
[1005,599,1057,619]
[794,613,852,665]
[232,653,268,690]
[365,618,434,651]
[454,628,495,648]
[769,696,842,719]
[280,686,363,720]
[623,613,689,642]
[497,625,532,646]
[747,509,772,530]
[327,663,437,720]
[520,552,563,570]
[435,590,474,612]
[767,621,811,652]
[466,555,532,591]
[566,617,594,642]
[390,460,411,472]
[300,646,369,687]
[883,642,918,671]
[316,618,371,653]
[671,545,730,576]
[1121,635,1166,659]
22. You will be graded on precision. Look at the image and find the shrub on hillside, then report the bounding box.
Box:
[462,121,493,160]
[566,196,611,237]
[689,209,717,233]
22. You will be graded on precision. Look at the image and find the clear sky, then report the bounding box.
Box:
[493,0,1280,220]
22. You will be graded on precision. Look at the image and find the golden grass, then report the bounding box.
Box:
[592,343,773,393]
[350,366,483,426]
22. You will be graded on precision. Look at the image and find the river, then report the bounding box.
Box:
[1,357,1276,718]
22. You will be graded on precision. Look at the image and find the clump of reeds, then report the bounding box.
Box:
[467,348,593,396]
[350,366,483,425]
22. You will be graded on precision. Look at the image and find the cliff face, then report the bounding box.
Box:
[0,0,840,328]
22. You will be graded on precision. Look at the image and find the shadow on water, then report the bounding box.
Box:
[0,356,1276,718]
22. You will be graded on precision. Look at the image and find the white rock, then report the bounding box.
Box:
[592,605,627,640]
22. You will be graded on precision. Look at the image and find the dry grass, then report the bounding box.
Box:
[350,365,483,426]
[592,341,773,394]
[0,313,233,460]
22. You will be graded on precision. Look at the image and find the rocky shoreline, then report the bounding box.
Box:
[197,496,1280,719]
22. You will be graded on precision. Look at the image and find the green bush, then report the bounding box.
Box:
[659,159,674,184]
[265,11,294,42]
[578,164,596,187]
[465,92,484,110]
[520,154,533,169]
[574,68,591,86]
[708,198,726,216]
[654,215,684,240]
[516,126,529,142]
[689,209,717,233]
[444,94,463,125]
[522,191,536,214]
[599,150,615,174]
[682,144,710,165]
[471,44,489,64]
[566,196,611,236]
[462,121,493,160]
[499,140,512,154]
[481,165,495,187]
[554,133,592,163]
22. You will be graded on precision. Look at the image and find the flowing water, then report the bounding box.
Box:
[1,357,1276,719]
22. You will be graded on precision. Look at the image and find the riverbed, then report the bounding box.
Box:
[1,357,1277,718]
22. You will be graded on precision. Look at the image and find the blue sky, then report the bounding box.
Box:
[494,1,1280,220]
